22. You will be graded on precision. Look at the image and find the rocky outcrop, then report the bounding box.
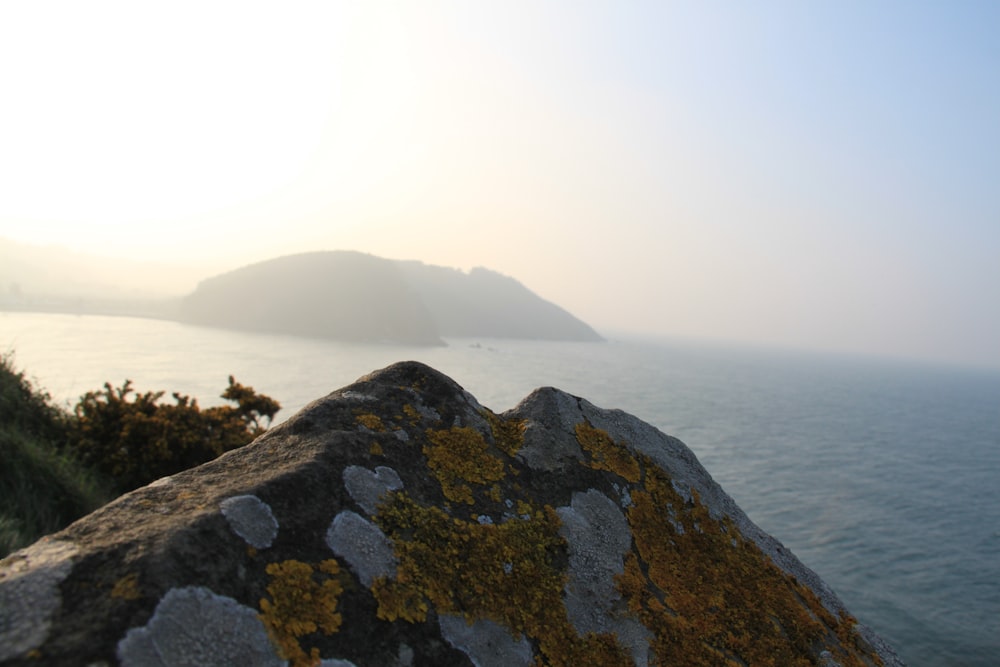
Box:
[0,362,902,666]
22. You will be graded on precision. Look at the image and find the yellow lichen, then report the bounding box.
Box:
[259,559,344,667]
[355,412,385,432]
[402,404,421,423]
[371,576,429,623]
[616,455,883,667]
[356,408,882,666]
[482,409,527,456]
[369,441,384,456]
[373,493,631,667]
[110,573,141,600]
[423,427,506,504]
[574,422,641,483]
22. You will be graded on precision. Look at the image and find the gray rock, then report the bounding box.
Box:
[438,615,533,667]
[0,540,77,661]
[325,511,397,587]
[220,495,279,549]
[116,586,282,667]
[343,466,404,515]
[557,490,651,666]
[0,361,902,667]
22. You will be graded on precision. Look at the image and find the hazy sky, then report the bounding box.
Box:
[2,1,998,368]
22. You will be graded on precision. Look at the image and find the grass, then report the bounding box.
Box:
[0,352,112,558]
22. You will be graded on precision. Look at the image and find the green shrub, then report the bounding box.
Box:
[0,354,111,557]
[0,353,282,557]
[69,376,280,493]
[0,424,111,557]
[0,352,69,444]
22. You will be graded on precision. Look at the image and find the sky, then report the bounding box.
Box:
[1,1,999,369]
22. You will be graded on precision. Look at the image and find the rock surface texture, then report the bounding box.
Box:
[0,362,903,667]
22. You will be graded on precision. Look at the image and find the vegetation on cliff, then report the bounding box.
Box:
[0,353,279,557]
[71,376,279,493]
[0,354,109,557]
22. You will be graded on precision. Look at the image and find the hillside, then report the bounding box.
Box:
[178,252,441,345]
[179,251,602,344]
[396,260,603,341]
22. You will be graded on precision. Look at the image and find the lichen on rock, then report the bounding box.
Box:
[557,490,652,666]
[0,361,902,667]
[258,559,344,667]
[370,491,634,666]
[438,614,533,667]
[116,586,282,667]
[220,494,279,549]
[423,426,507,504]
[0,540,78,662]
[343,465,404,515]
[325,510,397,587]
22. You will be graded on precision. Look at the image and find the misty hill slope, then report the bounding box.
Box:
[179,252,442,345]
[179,251,602,344]
[396,261,602,341]
[0,361,900,666]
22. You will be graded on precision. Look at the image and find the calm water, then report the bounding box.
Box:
[3,312,999,666]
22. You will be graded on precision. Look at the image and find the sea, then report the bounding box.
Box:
[2,311,998,666]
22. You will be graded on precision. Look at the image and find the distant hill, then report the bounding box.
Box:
[179,252,442,345]
[396,260,603,341]
[178,251,602,345]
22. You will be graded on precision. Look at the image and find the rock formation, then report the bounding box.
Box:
[0,362,902,666]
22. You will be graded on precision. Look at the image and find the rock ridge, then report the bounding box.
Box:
[0,361,902,666]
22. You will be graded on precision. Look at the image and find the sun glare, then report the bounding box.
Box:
[0,3,350,240]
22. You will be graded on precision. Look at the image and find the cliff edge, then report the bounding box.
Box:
[0,362,902,666]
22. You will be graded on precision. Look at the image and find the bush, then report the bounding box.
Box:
[0,353,281,556]
[0,351,69,444]
[0,354,110,557]
[70,376,280,493]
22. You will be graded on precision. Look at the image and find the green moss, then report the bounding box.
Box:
[259,559,344,667]
[423,427,506,504]
[372,493,631,666]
